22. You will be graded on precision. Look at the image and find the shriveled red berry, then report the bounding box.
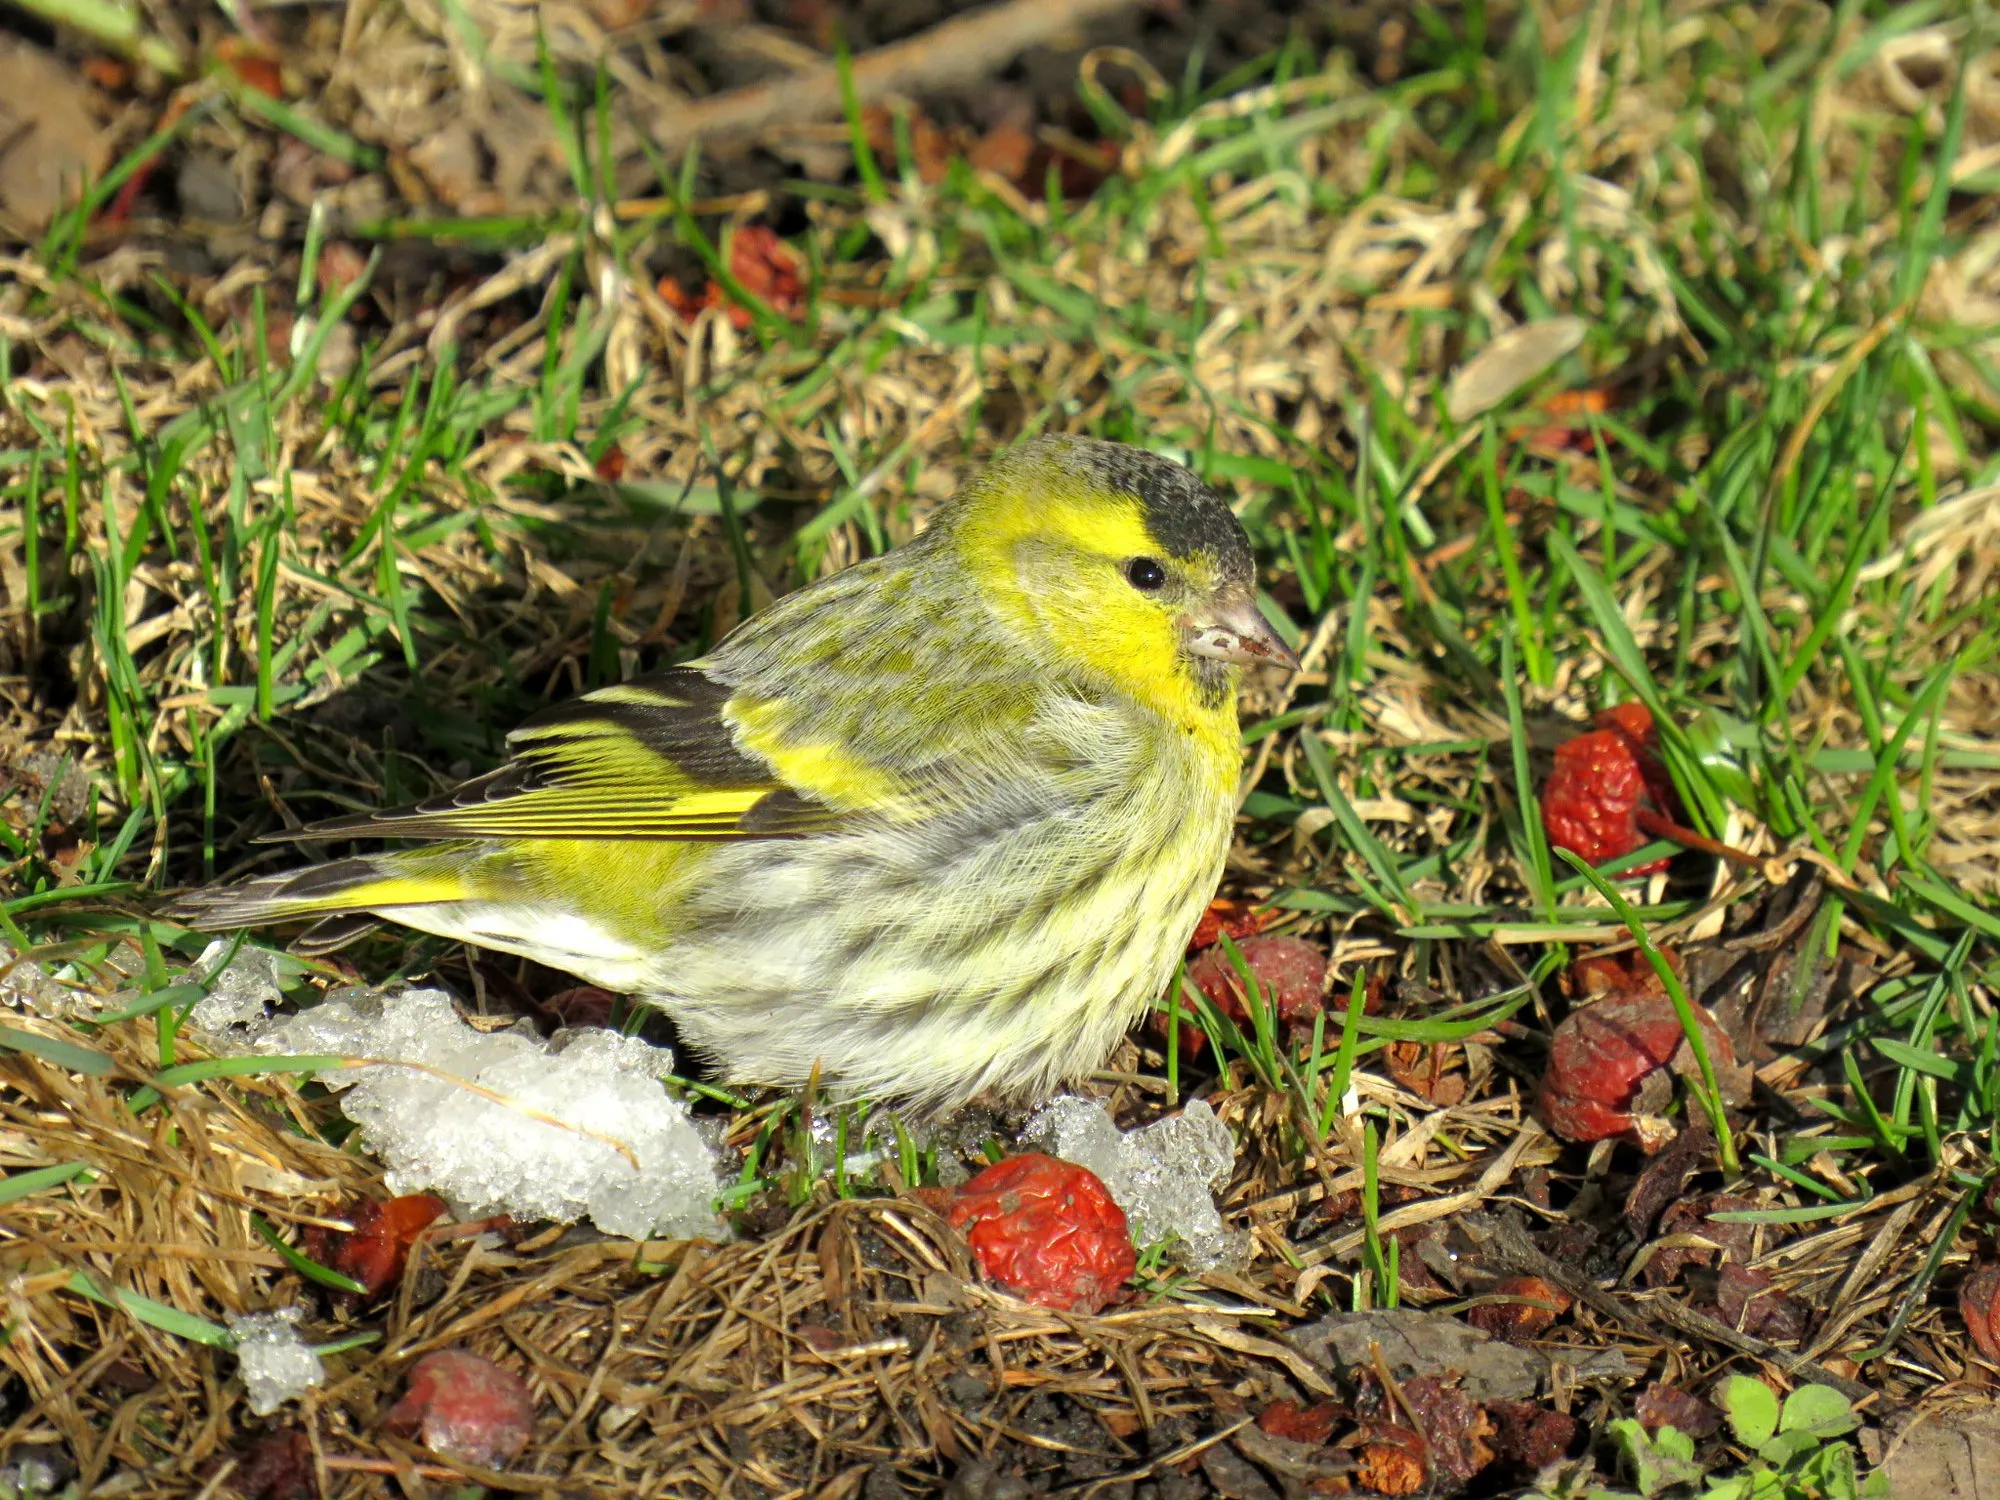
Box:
[1164,935,1330,1056]
[384,1350,536,1468]
[1545,706,1760,873]
[1486,1398,1579,1467]
[1192,935,1328,1020]
[1960,1264,2000,1364]
[228,1426,314,1499]
[727,226,804,322]
[1595,703,1681,813]
[658,225,804,331]
[1258,1399,1340,1445]
[310,1194,447,1299]
[1542,728,1668,874]
[1538,991,1735,1152]
[1352,1423,1428,1495]
[1185,898,1271,953]
[947,1153,1134,1314]
[1467,1274,1572,1342]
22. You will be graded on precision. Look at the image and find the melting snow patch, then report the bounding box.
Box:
[187,939,299,1032]
[248,986,723,1242]
[228,1307,324,1417]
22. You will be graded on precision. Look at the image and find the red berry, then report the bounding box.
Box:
[1960,1264,2000,1365]
[1593,700,1657,746]
[1191,935,1328,1022]
[384,1350,536,1468]
[1160,935,1328,1057]
[1538,990,1734,1152]
[1466,1274,1572,1342]
[1185,898,1271,952]
[1162,935,1329,1059]
[1541,728,1668,874]
[1258,1399,1340,1444]
[228,1426,314,1499]
[307,1193,446,1299]
[947,1153,1134,1314]
[658,225,805,331]
[1594,702,1681,814]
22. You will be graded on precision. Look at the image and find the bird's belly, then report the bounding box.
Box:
[652,769,1234,1107]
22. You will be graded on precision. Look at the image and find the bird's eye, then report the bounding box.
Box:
[1125,557,1167,592]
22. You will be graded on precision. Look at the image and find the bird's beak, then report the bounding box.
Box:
[1183,590,1301,671]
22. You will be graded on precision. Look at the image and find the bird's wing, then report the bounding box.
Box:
[281,666,896,842]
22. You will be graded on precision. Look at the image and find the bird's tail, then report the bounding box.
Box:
[168,852,472,932]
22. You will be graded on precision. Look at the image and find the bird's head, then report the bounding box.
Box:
[940,436,1298,713]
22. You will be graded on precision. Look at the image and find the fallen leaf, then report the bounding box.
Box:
[1292,1309,1547,1403]
[909,113,954,185]
[1633,1382,1722,1437]
[1622,1116,1718,1238]
[1200,1440,1285,1499]
[1541,387,1615,421]
[80,56,131,90]
[1711,1263,1810,1343]
[1518,386,1617,449]
[176,154,244,222]
[1384,1039,1467,1105]
[1445,317,1588,423]
[307,1193,447,1298]
[1350,1422,1427,1495]
[1645,1193,1756,1287]
[317,241,369,302]
[271,138,355,205]
[1566,946,1679,1002]
[969,122,1035,182]
[409,119,486,210]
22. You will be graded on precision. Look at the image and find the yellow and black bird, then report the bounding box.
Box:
[176,436,1298,1112]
